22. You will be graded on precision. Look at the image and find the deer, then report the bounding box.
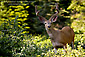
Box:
[35,3,75,53]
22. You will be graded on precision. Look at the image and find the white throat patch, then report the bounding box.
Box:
[48,33,53,38]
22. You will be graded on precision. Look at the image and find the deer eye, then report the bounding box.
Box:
[44,23,46,24]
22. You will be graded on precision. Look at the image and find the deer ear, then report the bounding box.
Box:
[51,16,58,22]
[38,16,47,23]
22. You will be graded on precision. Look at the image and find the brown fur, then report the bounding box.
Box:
[45,21,75,49]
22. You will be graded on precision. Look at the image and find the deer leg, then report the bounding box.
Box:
[63,45,67,49]
[54,46,58,54]
[63,45,67,52]
[54,48,57,54]
[54,46,63,53]
[71,37,74,49]
[72,41,74,49]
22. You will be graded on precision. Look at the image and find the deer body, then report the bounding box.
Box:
[46,26,74,47]
[35,3,75,53]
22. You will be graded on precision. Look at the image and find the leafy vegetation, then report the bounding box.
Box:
[0,0,85,57]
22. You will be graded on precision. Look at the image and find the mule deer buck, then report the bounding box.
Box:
[35,3,75,53]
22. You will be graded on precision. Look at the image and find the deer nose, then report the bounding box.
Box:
[48,26,51,28]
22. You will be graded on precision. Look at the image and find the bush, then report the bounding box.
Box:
[0,1,85,57]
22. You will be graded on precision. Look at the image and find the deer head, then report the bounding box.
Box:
[35,3,59,30]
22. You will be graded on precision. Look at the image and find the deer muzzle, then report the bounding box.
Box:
[48,26,51,30]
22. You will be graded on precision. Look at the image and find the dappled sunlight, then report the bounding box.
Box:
[0,0,85,57]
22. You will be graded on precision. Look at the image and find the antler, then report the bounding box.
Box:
[49,3,59,20]
[35,5,47,22]
[35,5,40,16]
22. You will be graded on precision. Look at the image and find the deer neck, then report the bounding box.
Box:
[46,26,56,38]
[46,27,54,34]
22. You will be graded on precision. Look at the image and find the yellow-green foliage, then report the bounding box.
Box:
[0,1,29,34]
[67,0,85,20]
[12,34,85,57]
[71,20,85,33]
[0,1,85,57]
